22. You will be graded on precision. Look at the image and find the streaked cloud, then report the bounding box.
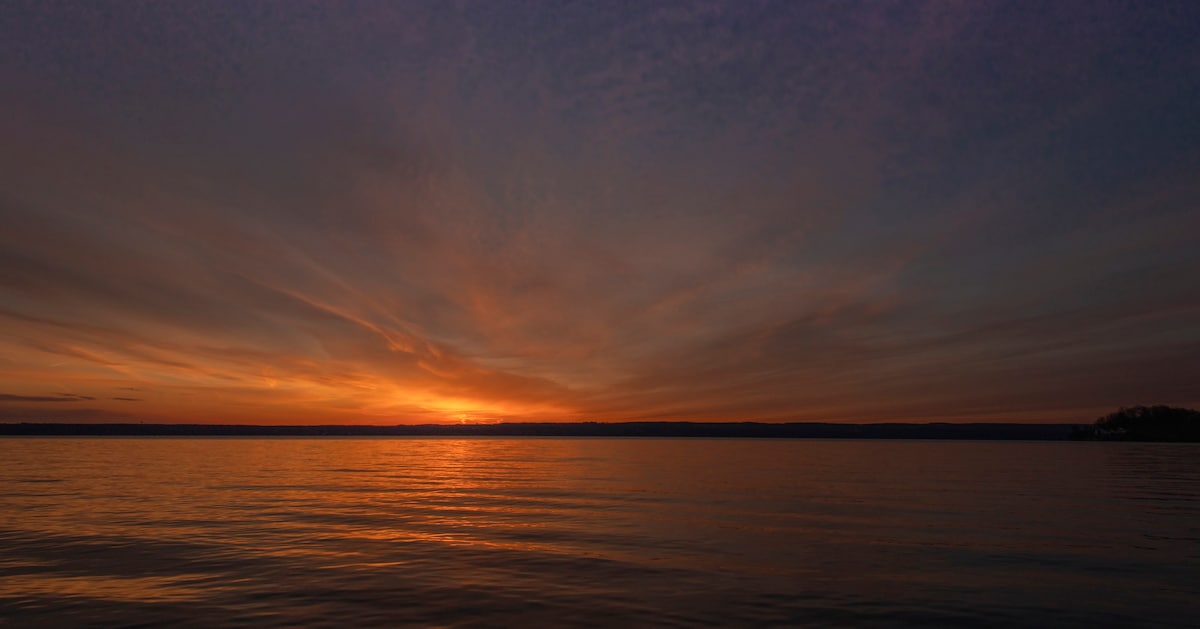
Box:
[0,394,95,403]
[1,1,1197,423]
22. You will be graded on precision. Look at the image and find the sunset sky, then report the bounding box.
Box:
[2,1,1198,425]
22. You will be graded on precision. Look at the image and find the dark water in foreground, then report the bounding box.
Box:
[1,438,1197,627]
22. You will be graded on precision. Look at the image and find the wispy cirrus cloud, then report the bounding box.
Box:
[0,393,95,403]
[1,1,1197,423]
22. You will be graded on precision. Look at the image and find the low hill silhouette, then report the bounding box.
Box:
[0,421,1075,439]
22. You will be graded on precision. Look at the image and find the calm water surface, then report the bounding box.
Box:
[1,438,1197,627]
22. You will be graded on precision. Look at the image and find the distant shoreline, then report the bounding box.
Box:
[0,422,1077,440]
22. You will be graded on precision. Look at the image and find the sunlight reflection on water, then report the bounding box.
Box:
[1,438,1197,626]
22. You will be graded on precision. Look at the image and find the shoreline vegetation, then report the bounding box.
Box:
[1070,406,1200,442]
[2,407,1194,440]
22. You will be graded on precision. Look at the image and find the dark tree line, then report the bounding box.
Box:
[1072,405,1200,442]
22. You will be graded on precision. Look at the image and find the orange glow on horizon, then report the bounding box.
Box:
[4,1,1198,426]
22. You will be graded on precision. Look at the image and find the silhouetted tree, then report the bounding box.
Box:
[1075,405,1200,442]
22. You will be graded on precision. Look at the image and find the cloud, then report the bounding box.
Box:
[1,1,1197,423]
[0,393,94,403]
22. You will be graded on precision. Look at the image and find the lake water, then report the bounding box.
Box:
[1,438,1197,627]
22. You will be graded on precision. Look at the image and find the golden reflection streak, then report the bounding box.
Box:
[0,574,213,603]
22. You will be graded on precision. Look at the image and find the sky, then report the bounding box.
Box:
[2,0,1198,425]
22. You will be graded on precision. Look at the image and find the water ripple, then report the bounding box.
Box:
[1,438,1197,626]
